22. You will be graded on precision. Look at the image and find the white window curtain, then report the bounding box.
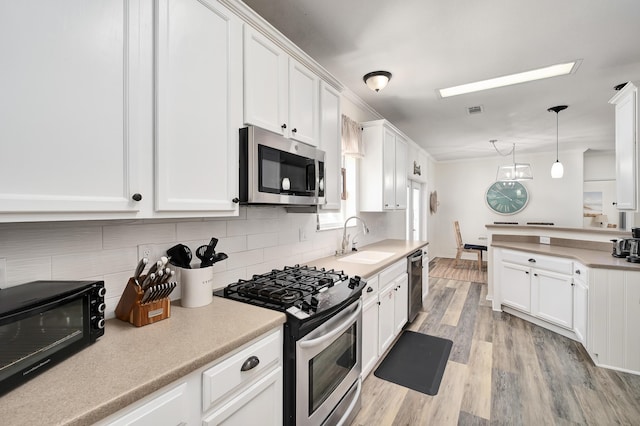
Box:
[341,115,364,158]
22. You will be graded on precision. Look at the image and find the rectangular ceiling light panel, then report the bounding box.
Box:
[439,61,579,98]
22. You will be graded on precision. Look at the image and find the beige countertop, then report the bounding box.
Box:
[491,241,640,271]
[0,238,425,425]
[0,298,286,426]
[309,239,428,278]
[486,223,630,237]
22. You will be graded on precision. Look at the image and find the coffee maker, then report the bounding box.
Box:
[611,238,632,258]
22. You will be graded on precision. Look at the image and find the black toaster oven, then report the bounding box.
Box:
[0,280,105,395]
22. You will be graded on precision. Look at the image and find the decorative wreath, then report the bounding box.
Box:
[430,191,438,214]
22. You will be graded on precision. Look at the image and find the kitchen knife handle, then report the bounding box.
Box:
[240,356,260,372]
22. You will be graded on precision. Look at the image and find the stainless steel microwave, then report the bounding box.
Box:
[0,280,105,395]
[239,126,325,206]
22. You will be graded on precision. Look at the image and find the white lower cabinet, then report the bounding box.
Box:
[533,269,574,329]
[361,277,380,379]
[589,268,640,374]
[103,382,193,426]
[361,259,409,379]
[499,262,532,313]
[573,263,588,345]
[496,249,574,330]
[100,329,283,426]
[378,281,396,356]
[393,274,408,335]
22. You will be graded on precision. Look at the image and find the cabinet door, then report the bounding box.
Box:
[624,271,640,372]
[378,283,396,355]
[319,82,341,209]
[361,295,379,379]
[155,0,240,212]
[573,278,588,344]
[243,26,288,136]
[382,129,396,210]
[0,1,144,214]
[614,87,636,210]
[288,59,319,146]
[393,273,408,335]
[105,383,190,426]
[533,269,573,329]
[500,262,531,313]
[203,367,282,426]
[394,137,408,209]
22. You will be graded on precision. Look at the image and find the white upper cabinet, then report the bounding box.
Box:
[243,26,289,137]
[243,26,320,146]
[319,82,342,209]
[609,82,638,211]
[0,1,147,218]
[288,59,319,146]
[360,120,408,211]
[155,0,241,213]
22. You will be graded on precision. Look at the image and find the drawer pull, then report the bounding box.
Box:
[528,258,536,263]
[240,356,260,372]
[575,270,581,275]
[367,287,374,293]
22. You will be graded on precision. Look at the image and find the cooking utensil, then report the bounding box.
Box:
[167,244,192,269]
[211,252,228,264]
[196,238,220,268]
[147,260,163,276]
[142,273,155,289]
[134,258,148,281]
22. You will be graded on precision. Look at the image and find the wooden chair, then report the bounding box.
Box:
[453,221,487,272]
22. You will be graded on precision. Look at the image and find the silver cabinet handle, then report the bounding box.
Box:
[240,355,260,372]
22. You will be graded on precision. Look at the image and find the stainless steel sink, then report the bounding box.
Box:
[336,250,395,264]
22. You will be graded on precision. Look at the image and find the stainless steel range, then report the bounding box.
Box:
[218,265,365,426]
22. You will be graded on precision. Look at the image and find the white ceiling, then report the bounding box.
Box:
[242,0,640,161]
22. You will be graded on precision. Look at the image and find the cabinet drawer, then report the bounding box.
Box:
[379,259,406,288]
[502,249,572,275]
[203,330,281,413]
[362,276,379,302]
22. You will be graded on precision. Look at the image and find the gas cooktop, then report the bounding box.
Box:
[219,265,364,319]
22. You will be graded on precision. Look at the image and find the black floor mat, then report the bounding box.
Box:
[373,331,452,395]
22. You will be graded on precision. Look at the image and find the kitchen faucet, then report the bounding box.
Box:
[340,216,370,254]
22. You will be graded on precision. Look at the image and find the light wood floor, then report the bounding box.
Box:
[351,258,640,425]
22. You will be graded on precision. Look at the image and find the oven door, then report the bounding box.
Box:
[296,299,362,426]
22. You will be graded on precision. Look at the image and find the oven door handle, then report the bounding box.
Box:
[298,300,362,349]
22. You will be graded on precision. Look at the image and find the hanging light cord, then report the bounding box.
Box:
[555,112,559,161]
[490,140,515,157]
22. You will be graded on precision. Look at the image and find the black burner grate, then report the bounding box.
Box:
[223,264,347,309]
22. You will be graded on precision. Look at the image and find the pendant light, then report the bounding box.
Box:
[548,105,568,179]
[363,71,392,92]
[490,140,533,181]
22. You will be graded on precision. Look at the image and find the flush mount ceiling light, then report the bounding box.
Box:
[438,60,580,98]
[363,71,392,92]
[490,140,533,181]
[548,105,568,179]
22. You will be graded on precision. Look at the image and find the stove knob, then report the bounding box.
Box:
[310,296,319,307]
[348,276,360,289]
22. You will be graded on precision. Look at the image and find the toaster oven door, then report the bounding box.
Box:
[0,294,90,394]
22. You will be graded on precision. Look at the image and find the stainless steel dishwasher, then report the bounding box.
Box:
[407,249,423,322]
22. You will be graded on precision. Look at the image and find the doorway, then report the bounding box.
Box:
[406,180,424,241]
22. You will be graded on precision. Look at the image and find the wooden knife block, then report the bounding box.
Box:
[115,276,171,327]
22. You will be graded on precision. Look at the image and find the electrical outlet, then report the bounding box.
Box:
[138,244,153,260]
[540,236,551,245]
[299,227,308,242]
[0,258,6,288]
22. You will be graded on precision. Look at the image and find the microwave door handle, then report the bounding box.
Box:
[299,300,362,349]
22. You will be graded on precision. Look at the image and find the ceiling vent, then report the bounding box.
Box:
[466,105,484,115]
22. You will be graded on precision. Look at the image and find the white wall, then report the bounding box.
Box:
[0,207,386,320]
[431,150,585,259]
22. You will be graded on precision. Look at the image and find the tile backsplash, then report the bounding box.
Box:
[0,207,386,319]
